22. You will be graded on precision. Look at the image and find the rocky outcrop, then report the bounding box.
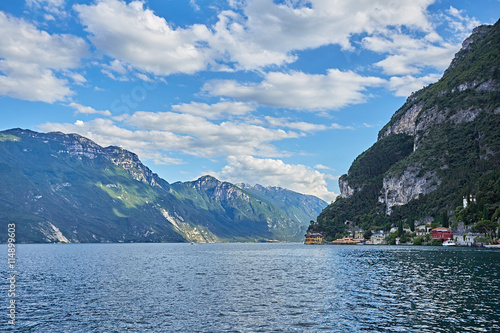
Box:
[446,25,491,72]
[104,146,161,187]
[160,208,219,243]
[40,221,70,243]
[379,166,441,215]
[379,101,423,141]
[339,176,355,198]
[194,176,251,202]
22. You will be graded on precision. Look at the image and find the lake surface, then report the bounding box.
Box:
[1,243,499,332]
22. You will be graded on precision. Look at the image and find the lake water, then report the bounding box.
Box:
[1,243,499,332]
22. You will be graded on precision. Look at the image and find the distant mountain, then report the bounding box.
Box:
[0,128,324,243]
[313,20,500,238]
[236,183,327,226]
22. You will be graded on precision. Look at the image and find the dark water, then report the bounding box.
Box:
[1,243,499,332]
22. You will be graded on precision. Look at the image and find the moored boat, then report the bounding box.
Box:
[443,240,456,247]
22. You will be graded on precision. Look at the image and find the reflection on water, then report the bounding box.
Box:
[1,243,499,332]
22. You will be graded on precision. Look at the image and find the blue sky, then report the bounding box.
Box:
[0,0,498,201]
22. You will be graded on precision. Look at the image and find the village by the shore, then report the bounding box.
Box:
[305,223,500,248]
[306,194,500,248]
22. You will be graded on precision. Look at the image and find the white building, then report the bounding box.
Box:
[453,232,483,246]
[463,194,476,208]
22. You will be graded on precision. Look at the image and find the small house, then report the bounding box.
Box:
[415,225,430,236]
[370,233,386,245]
[432,227,452,241]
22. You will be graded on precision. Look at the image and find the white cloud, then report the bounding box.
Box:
[388,74,442,97]
[203,69,385,111]
[26,0,67,17]
[171,101,256,119]
[68,102,112,117]
[118,111,299,157]
[361,6,482,77]
[40,110,301,163]
[0,61,73,103]
[211,155,337,202]
[444,6,481,38]
[314,164,334,171]
[66,72,87,85]
[74,0,213,76]
[0,12,87,102]
[101,59,131,81]
[265,116,351,132]
[363,31,460,75]
[209,0,435,69]
[72,0,449,74]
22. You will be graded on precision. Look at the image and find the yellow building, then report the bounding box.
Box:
[304,232,324,244]
[370,233,386,245]
[354,230,364,239]
[332,237,364,245]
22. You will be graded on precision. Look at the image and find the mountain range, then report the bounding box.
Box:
[313,20,500,238]
[0,129,326,243]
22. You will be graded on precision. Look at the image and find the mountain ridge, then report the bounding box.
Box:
[0,128,326,243]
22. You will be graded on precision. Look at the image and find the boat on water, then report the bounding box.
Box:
[443,240,456,247]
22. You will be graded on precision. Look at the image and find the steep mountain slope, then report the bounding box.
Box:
[0,129,183,243]
[236,183,327,225]
[314,20,500,238]
[0,129,320,243]
[169,176,309,241]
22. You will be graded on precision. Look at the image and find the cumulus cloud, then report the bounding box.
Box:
[40,109,301,163]
[118,111,299,157]
[388,74,442,97]
[69,102,112,117]
[444,6,481,38]
[209,0,435,69]
[211,155,337,202]
[363,31,460,75]
[74,0,214,76]
[0,61,73,103]
[361,5,481,77]
[171,101,256,119]
[203,69,385,111]
[72,0,447,74]
[0,12,87,102]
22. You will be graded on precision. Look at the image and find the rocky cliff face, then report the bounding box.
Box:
[194,176,252,202]
[373,21,500,214]
[378,166,441,215]
[104,146,162,188]
[379,24,499,146]
[338,176,355,199]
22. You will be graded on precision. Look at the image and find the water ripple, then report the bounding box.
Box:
[0,244,499,332]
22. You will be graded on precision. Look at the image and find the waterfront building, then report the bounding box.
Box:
[370,233,386,245]
[304,232,323,245]
[354,230,364,239]
[432,227,453,241]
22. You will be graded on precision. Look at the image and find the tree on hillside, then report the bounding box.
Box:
[441,211,450,228]
[475,219,498,243]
